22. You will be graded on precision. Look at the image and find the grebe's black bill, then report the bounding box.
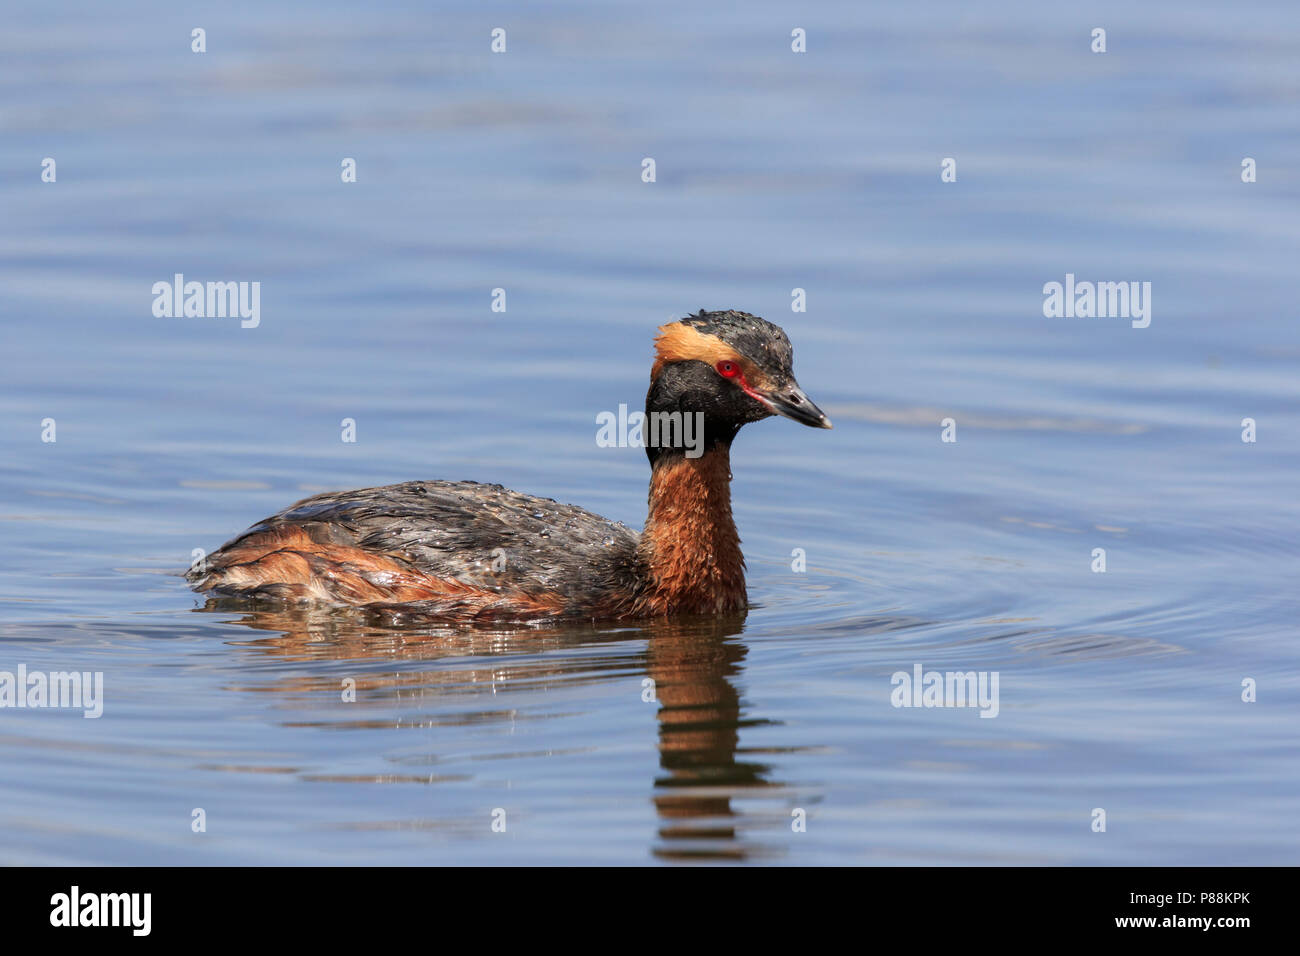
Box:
[755,381,832,429]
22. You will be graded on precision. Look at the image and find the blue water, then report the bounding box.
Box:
[1,0,1297,864]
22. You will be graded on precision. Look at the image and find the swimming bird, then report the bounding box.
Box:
[187,310,831,622]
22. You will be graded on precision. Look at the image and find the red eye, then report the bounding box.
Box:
[716,360,739,379]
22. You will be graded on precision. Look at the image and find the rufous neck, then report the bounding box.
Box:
[639,446,747,615]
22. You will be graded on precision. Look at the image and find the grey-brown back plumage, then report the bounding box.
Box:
[190,480,643,612]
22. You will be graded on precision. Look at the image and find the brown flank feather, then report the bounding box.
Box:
[193,526,567,622]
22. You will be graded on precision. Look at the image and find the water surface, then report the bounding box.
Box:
[1,0,1298,864]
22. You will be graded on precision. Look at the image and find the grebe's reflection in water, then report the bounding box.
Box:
[203,601,801,861]
[646,618,788,861]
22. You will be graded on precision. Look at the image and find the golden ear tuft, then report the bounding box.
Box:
[651,322,742,380]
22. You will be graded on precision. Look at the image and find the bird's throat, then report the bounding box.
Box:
[638,445,747,615]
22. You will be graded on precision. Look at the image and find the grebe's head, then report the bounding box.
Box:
[648,309,832,436]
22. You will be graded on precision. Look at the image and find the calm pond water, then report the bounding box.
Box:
[2,0,1298,864]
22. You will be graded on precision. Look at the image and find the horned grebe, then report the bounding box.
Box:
[187,310,830,622]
